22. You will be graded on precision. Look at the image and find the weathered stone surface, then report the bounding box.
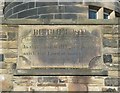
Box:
[5,58,17,63]
[14,69,108,76]
[8,32,17,41]
[2,19,119,25]
[108,71,119,77]
[8,41,17,49]
[17,25,101,69]
[0,41,8,49]
[0,63,7,69]
[0,69,8,74]
[67,83,88,91]
[0,20,119,91]
[0,74,13,91]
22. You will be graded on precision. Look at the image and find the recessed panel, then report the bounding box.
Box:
[18,25,101,69]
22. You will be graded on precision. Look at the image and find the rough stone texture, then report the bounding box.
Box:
[0,74,13,91]
[0,20,119,91]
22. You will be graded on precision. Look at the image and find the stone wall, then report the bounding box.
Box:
[0,23,119,91]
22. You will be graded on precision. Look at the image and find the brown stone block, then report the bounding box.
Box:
[4,58,17,63]
[5,51,17,58]
[0,69,8,74]
[102,26,113,34]
[0,41,8,49]
[0,74,13,91]
[2,25,18,32]
[0,63,7,69]
[88,78,104,85]
[108,71,119,77]
[67,83,88,91]
[8,41,17,49]
[112,57,119,64]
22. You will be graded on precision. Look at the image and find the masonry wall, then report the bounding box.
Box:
[0,22,119,91]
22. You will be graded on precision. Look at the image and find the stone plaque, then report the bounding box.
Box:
[18,25,101,69]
